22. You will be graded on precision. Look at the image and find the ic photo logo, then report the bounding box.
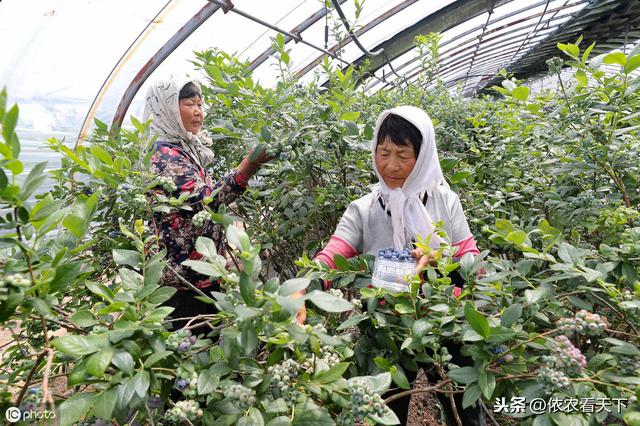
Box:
[5,406,56,423]
[5,407,21,423]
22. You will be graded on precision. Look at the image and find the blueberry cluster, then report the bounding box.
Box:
[618,355,640,375]
[3,273,30,288]
[174,368,198,398]
[328,288,344,299]
[0,273,30,303]
[301,347,341,373]
[546,57,563,74]
[167,329,196,354]
[165,400,203,422]
[224,384,256,409]
[537,336,589,394]
[268,359,302,406]
[191,210,211,227]
[118,184,147,210]
[20,387,42,412]
[348,382,386,420]
[156,176,177,192]
[268,359,299,388]
[557,310,609,336]
[550,335,587,376]
[537,365,570,393]
[378,248,413,261]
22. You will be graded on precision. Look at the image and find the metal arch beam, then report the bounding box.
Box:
[248,0,349,71]
[377,3,582,91]
[110,2,222,134]
[347,0,512,80]
[478,0,640,93]
[370,6,577,93]
[291,0,419,79]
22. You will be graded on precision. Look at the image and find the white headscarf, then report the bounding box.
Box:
[143,78,215,168]
[372,105,447,250]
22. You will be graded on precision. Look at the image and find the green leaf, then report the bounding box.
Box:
[464,302,491,339]
[411,318,432,338]
[512,86,529,101]
[143,306,174,323]
[69,309,99,328]
[86,347,114,378]
[278,277,310,296]
[238,408,265,426]
[198,366,221,395]
[557,242,578,264]
[112,249,142,267]
[52,334,105,357]
[58,392,96,426]
[305,290,353,312]
[0,168,7,190]
[462,383,481,409]
[144,350,172,368]
[91,388,117,420]
[19,161,47,200]
[575,69,588,86]
[339,111,360,121]
[182,259,223,277]
[603,51,626,67]
[506,230,527,245]
[501,303,522,328]
[348,372,391,393]
[313,362,349,384]
[111,351,135,376]
[390,365,411,389]
[2,104,18,148]
[291,398,334,425]
[195,236,218,258]
[266,417,291,426]
[63,214,87,239]
[86,281,115,303]
[240,272,256,306]
[447,366,478,384]
[624,54,640,74]
[90,145,112,165]
[395,302,414,314]
[132,370,150,398]
[146,286,176,305]
[478,371,495,399]
[337,313,368,330]
[332,254,350,271]
[50,261,82,294]
[31,193,63,222]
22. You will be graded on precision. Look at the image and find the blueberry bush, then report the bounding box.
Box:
[0,33,639,426]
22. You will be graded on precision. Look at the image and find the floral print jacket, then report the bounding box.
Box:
[150,141,246,290]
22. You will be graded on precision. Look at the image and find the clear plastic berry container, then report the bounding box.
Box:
[371,248,416,292]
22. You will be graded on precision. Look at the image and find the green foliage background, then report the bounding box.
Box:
[0,34,639,425]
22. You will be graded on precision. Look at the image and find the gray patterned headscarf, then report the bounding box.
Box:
[143,78,215,168]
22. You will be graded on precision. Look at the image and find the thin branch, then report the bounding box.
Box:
[165,264,213,300]
[384,378,452,404]
[15,350,47,406]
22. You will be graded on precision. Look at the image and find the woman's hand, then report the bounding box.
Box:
[237,145,272,180]
[411,247,437,274]
[291,290,307,325]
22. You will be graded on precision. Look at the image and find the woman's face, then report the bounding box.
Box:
[375,137,417,189]
[179,95,204,134]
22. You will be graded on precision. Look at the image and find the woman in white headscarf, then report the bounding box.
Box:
[297,106,483,425]
[145,78,268,330]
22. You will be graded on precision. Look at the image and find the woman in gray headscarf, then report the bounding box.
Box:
[145,78,268,329]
